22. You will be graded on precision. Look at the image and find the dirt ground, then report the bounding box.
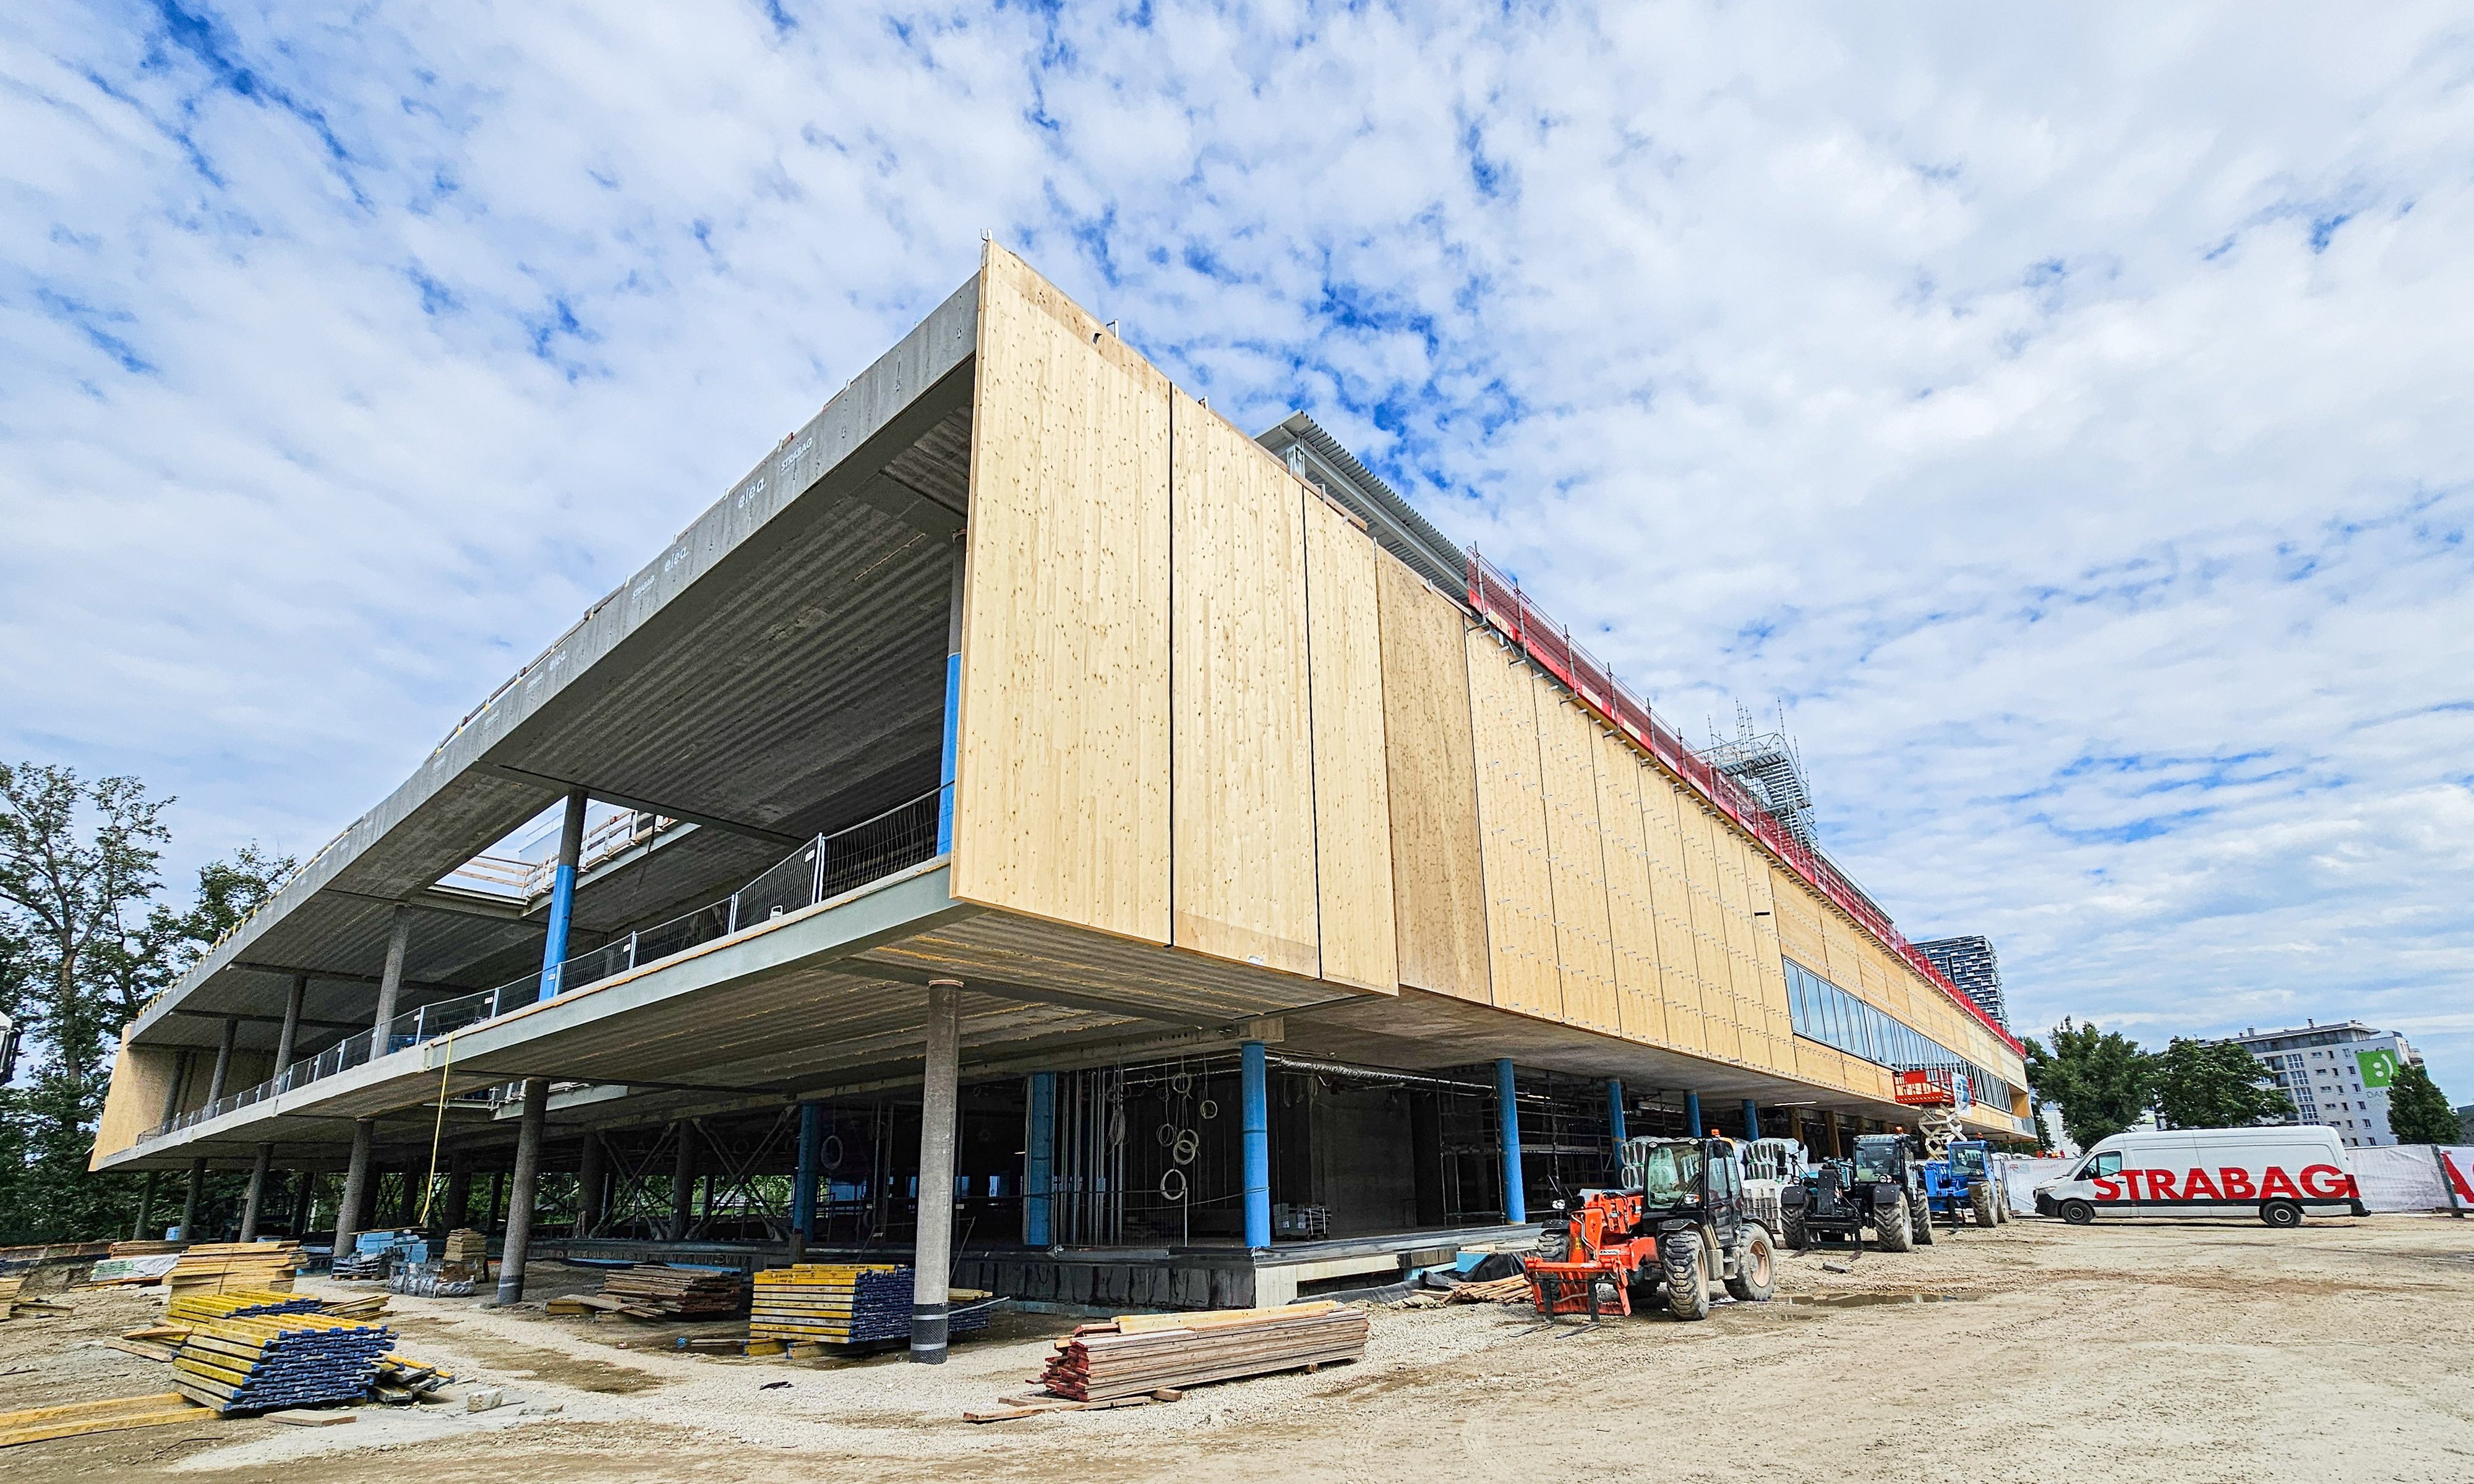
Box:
[6,1214,2472,1483]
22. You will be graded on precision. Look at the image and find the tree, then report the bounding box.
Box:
[2152,1038,2295,1129]
[2024,1018,2154,1148]
[2386,1061,2461,1145]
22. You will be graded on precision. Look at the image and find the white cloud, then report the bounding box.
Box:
[4,1,2472,1097]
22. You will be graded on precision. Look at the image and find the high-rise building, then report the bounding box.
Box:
[1914,936,2008,1033]
[2230,1021,2421,1148]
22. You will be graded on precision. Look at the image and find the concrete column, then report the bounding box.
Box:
[444,1150,474,1230]
[912,978,962,1364]
[495,1077,550,1304]
[373,908,413,1043]
[132,1170,159,1240]
[537,789,589,1000]
[577,1133,606,1237]
[179,1158,205,1240]
[1684,1090,1703,1138]
[1024,1072,1056,1248]
[239,1143,273,1241]
[669,1122,698,1240]
[208,1017,238,1103]
[790,1106,821,1260]
[935,537,965,855]
[273,974,307,1073]
[1606,1079,1627,1144]
[1496,1058,1526,1224]
[333,1118,374,1256]
[159,1050,190,1129]
[1742,1098,1761,1141]
[1242,1043,1273,1249]
[289,1168,316,1237]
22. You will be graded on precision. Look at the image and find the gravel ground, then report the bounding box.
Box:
[6,1214,2472,1483]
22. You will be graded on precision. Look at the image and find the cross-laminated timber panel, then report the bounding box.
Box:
[1373,553,1489,1003]
[1170,390,1319,976]
[951,244,1173,944]
[1534,687,1620,1036]
[1465,633,1560,1020]
[1301,493,1398,994]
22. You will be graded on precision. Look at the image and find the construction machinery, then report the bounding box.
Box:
[1918,1139,2008,1228]
[1524,1136,1777,1322]
[1739,1136,1810,1237]
[1778,1134,1935,1252]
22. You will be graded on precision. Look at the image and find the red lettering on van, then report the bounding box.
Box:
[2181,1167,2222,1200]
[2147,1170,2180,1200]
[2298,1164,2354,1200]
[2259,1167,2301,1200]
[2219,1167,2254,1200]
[2091,1175,2122,1201]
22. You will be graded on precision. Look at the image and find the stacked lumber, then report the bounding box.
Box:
[171,1313,397,1415]
[442,1229,489,1267]
[166,1242,302,1298]
[0,1393,211,1449]
[322,1293,391,1320]
[749,1264,997,1345]
[1446,1275,1534,1304]
[0,1274,21,1320]
[1037,1302,1368,1401]
[109,1240,184,1257]
[598,1263,747,1319]
[168,1288,320,1324]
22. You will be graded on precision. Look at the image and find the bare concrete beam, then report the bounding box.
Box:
[474,762,803,848]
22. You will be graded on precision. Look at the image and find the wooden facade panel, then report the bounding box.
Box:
[91,1033,179,1166]
[1465,633,1560,1018]
[953,245,1171,940]
[1533,686,1620,1034]
[1674,803,1747,1064]
[1639,768,1710,1055]
[1594,731,1669,1048]
[1302,493,1398,994]
[1170,391,1319,976]
[1374,553,1491,1002]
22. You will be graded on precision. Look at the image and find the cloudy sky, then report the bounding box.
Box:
[7,3,2471,1098]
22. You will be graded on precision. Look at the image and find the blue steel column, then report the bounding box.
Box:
[1606,1079,1627,1143]
[1742,1098,1761,1141]
[1684,1090,1703,1138]
[936,538,965,856]
[1025,1072,1056,1247]
[536,788,589,1000]
[792,1104,822,1242]
[1496,1058,1526,1224]
[1241,1043,1272,1250]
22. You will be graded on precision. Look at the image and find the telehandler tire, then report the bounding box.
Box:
[1662,1231,1710,1321]
[1781,1208,1809,1252]
[1971,1183,2000,1229]
[1873,1194,1914,1252]
[1913,1196,1935,1247]
[1724,1224,1776,1303]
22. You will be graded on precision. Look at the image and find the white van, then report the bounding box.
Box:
[2033,1125,2366,1228]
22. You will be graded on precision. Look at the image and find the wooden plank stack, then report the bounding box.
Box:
[168,1288,321,1324]
[597,1263,747,1320]
[166,1242,302,1298]
[171,1313,397,1415]
[750,1264,996,1345]
[442,1229,489,1273]
[0,1275,22,1320]
[1037,1302,1368,1401]
[0,1392,210,1449]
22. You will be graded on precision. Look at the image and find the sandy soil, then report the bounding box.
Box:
[6,1214,2472,1483]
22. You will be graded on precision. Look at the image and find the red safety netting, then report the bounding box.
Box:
[1466,549,2025,1058]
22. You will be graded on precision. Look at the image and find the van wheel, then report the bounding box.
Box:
[2260,1200,2303,1229]
[2058,1199,2094,1226]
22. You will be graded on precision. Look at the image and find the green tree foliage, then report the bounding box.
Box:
[2024,1018,2155,1148]
[2151,1037,2295,1129]
[2386,1060,2462,1145]
[0,761,293,1243]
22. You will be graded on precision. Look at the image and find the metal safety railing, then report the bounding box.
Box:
[1465,548,2026,1057]
[139,788,943,1143]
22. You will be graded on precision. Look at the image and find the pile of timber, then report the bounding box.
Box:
[1445,1275,1535,1304]
[597,1263,747,1320]
[109,1240,184,1257]
[0,1275,22,1320]
[1037,1301,1368,1401]
[441,1229,489,1273]
[750,1264,997,1346]
[171,1313,396,1415]
[0,1393,211,1449]
[168,1288,321,1324]
[166,1242,302,1298]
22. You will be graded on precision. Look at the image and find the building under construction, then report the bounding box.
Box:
[91,245,2032,1357]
